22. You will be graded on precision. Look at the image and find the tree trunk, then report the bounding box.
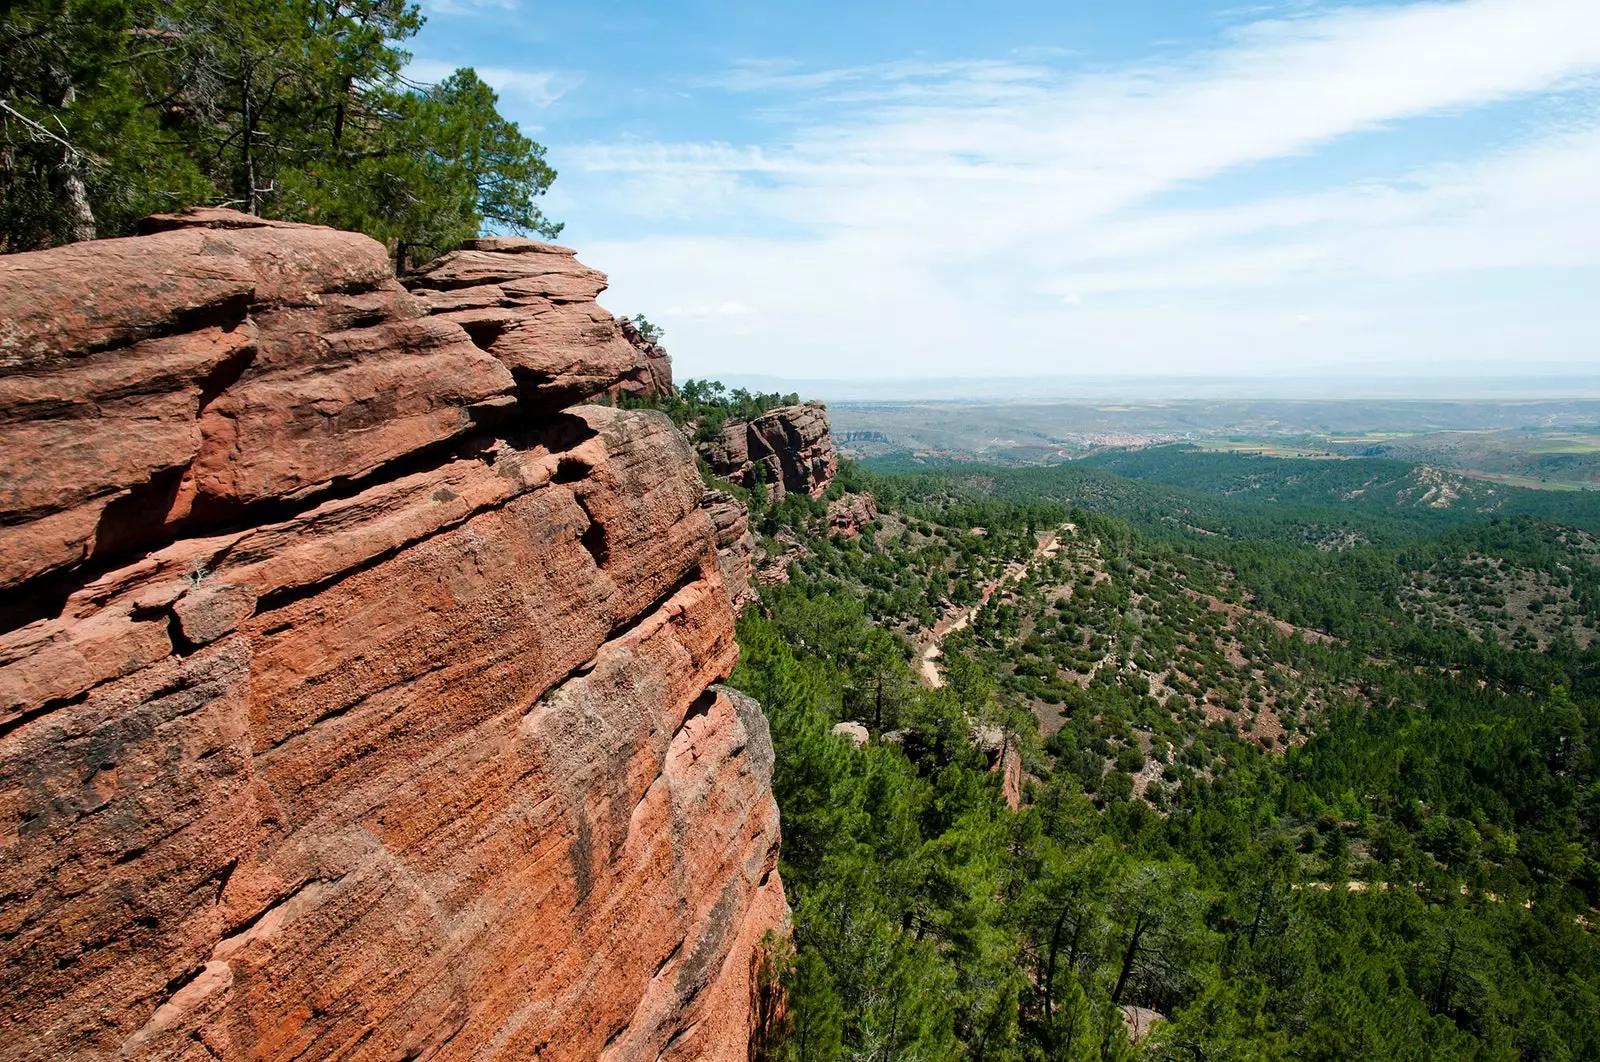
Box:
[38,81,95,242]
[1430,934,1457,1016]
[1248,872,1271,949]
[1066,910,1087,974]
[61,157,95,243]
[241,66,258,216]
[1111,911,1147,1006]
[332,74,352,147]
[880,993,899,1062]
[1044,903,1071,1023]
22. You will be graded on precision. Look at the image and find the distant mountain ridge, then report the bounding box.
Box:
[710,372,1600,403]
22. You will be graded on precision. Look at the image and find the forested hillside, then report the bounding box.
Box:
[742,448,1599,1060]
[1077,447,1600,530]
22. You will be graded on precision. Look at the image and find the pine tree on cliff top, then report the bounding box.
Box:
[0,0,560,263]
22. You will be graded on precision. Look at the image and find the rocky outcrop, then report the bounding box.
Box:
[686,410,840,610]
[827,492,878,538]
[400,234,644,411]
[831,721,869,747]
[613,315,674,398]
[0,209,784,1062]
[973,724,1024,811]
[697,403,836,500]
[754,534,810,589]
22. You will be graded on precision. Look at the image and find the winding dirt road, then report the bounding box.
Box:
[917,526,1066,688]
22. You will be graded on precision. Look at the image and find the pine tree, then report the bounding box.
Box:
[1,0,561,258]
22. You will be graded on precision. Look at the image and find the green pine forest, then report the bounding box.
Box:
[0,0,557,266]
[724,440,1599,1059]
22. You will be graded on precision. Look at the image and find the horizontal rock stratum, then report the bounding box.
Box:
[0,209,785,1061]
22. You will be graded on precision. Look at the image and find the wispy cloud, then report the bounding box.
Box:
[419,0,518,15]
[406,58,580,108]
[562,0,1600,378]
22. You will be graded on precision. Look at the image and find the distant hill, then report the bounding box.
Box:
[1075,446,1600,533]
[868,446,1600,546]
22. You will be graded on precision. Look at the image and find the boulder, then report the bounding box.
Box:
[831,721,870,747]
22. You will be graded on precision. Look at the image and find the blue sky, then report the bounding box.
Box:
[409,0,1600,382]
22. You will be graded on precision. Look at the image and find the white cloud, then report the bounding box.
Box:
[419,0,518,15]
[406,59,579,108]
[665,301,756,318]
[560,0,1600,379]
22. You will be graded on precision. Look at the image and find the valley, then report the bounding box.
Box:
[829,397,1600,489]
[728,432,1600,1060]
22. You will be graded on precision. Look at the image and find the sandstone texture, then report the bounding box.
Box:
[697,403,837,500]
[0,209,785,1062]
[700,489,758,613]
[402,235,643,411]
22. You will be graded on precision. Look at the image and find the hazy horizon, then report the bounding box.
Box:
[703,370,1600,405]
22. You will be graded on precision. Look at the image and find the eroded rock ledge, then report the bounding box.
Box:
[0,209,784,1062]
[696,402,837,501]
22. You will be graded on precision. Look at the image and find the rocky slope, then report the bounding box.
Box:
[0,209,784,1062]
[826,491,878,538]
[697,403,837,500]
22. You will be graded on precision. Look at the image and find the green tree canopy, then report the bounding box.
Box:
[0,0,559,261]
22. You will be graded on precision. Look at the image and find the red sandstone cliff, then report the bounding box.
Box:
[687,406,836,612]
[0,209,784,1062]
[696,403,836,501]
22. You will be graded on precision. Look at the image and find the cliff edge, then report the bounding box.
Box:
[0,210,784,1061]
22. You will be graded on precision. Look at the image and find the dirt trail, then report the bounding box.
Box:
[918,528,1064,689]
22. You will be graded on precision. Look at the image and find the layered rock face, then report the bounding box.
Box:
[0,210,784,1062]
[697,403,837,500]
[701,489,758,612]
[690,406,838,609]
